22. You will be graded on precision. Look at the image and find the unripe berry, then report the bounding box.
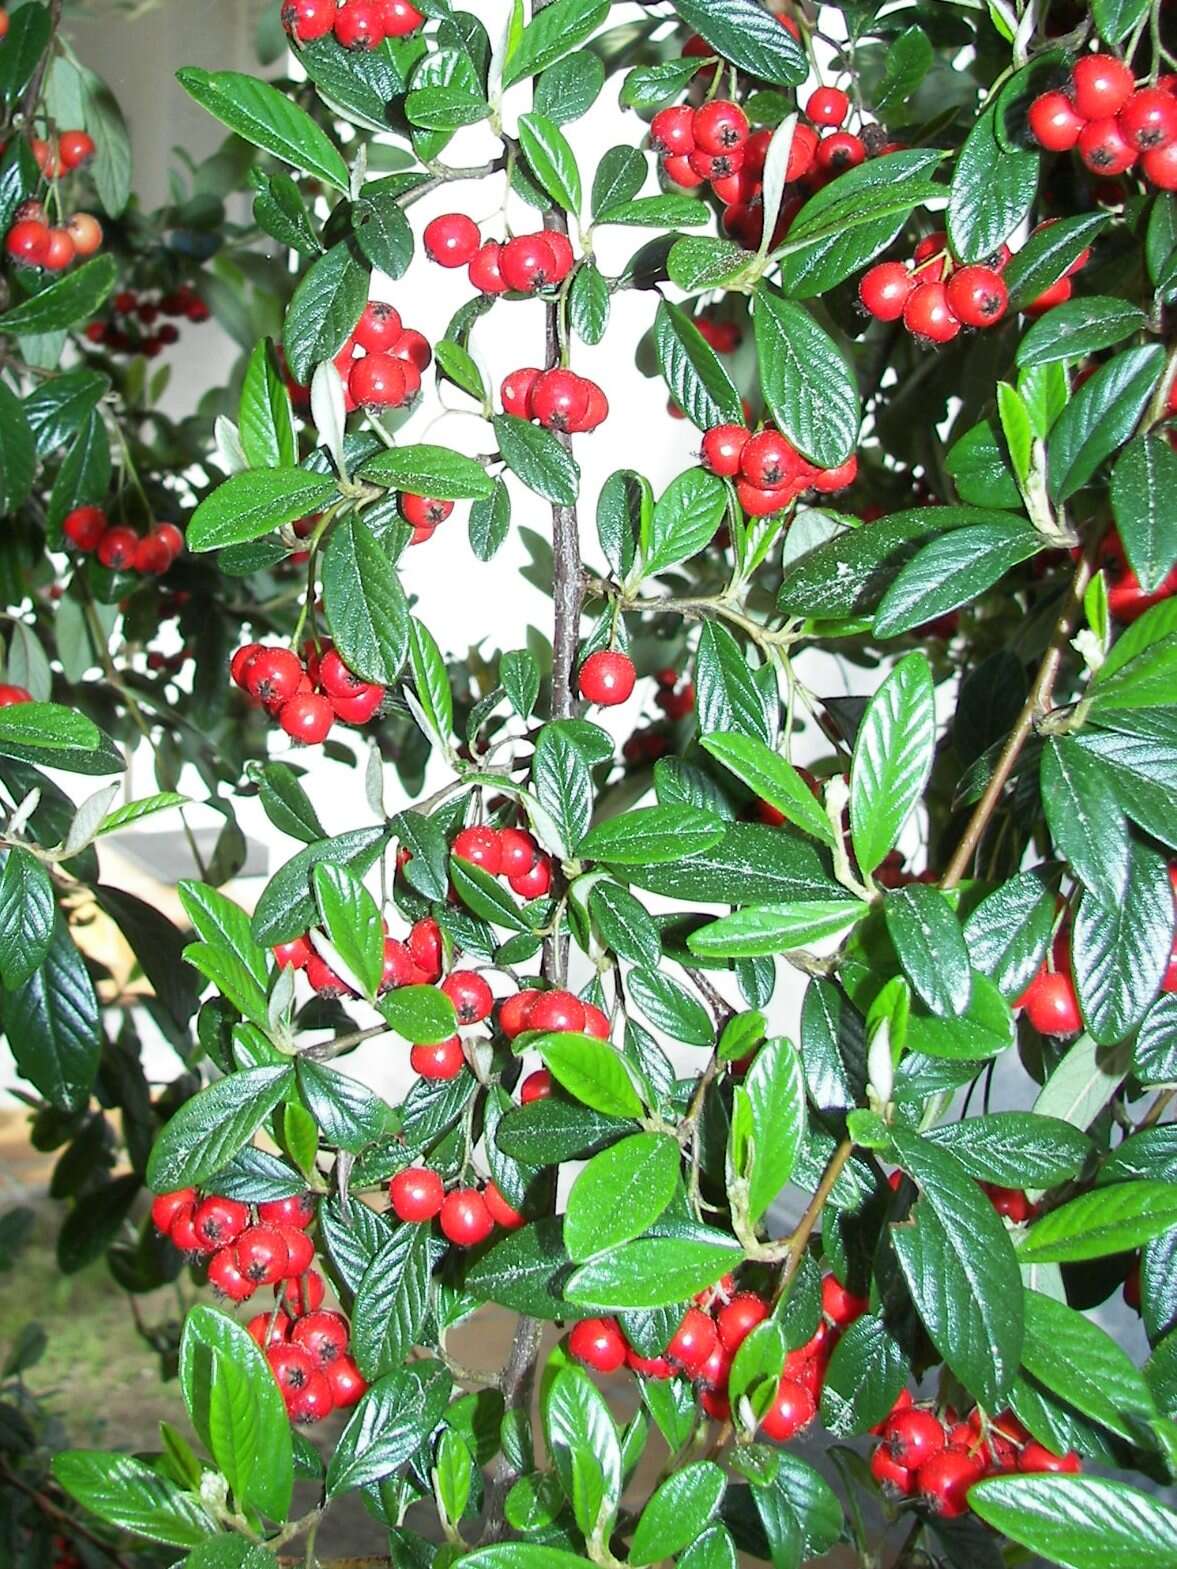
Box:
[578,649,636,706]
[424,212,481,267]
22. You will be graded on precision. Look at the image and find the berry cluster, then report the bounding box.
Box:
[500,366,609,435]
[272,913,442,997]
[281,0,423,49]
[84,285,207,357]
[578,649,636,707]
[570,1271,864,1434]
[870,1399,1079,1516]
[5,202,102,275]
[252,1305,367,1426]
[498,985,610,1041]
[1029,56,1177,188]
[335,300,432,413]
[653,666,695,720]
[451,823,555,901]
[62,507,184,575]
[389,1165,523,1246]
[28,130,96,179]
[423,213,575,297]
[859,233,1009,345]
[700,422,857,513]
[229,641,385,744]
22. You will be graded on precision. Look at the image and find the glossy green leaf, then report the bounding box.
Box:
[1017,1179,1177,1262]
[360,443,495,500]
[850,652,935,876]
[948,101,1039,263]
[1110,433,1177,595]
[52,1452,217,1547]
[970,1475,1177,1569]
[177,67,350,190]
[668,0,807,85]
[754,286,859,468]
[885,884,972,1017]
[322,516,410,687]
[630,1461,726,1566]
[1048,346,1165,503]
[493,414,579,504]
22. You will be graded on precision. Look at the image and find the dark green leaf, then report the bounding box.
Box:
[970,1475,1177,1569]
[885,884,971,1016]
[1110,433,1177,595]
[668,0,807,85]
[359,443,494,500]
[325,1359,452,1497]
[0,255,116,335]
[6,913,99,1114]
[1017,1179,1177,1262]
[948,102,1039,263]
[188,468,338,552]
[754,287,859,468]
[147,1067,292,1191]
[493,414,579,505]
[177,67,350,189]
[1048,346,1165,503]
[850,652,935,875]
[873,520,1040,638]
[322,516,410,686]
[52,1452,217,1547]
[654,301,743,430]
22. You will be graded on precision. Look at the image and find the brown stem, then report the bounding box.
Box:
[0,1460,132,1569]
[940,538,1099,891]
[773,1137,855,1302]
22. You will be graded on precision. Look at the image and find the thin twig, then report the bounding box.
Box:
[0,1460,133,1569]
[941,537,1100,890]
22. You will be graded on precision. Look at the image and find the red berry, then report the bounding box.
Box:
[330,684,384,725]
[290,1309,349,1367]
[946,264,1008,327]
[334,0,384,49]
[410,1035,465,1079]
[984,1183,1034,1223]
[886,1408,946,1468]
[59,130,96,169]
[582,1002,610,1039]
[424,212,481,267]
[192,1196,249,1253]
[245,647,302,708]
[268,1342,316,1394]
[354,300,403,352]
[692,99,750,154]
[350,352,409,409]
[741,429,801,488]
[783,122,819,181]
[871,1443,914,1493]
[96,526,138,570]
[150,1188,197,1235]
[650,106,695,156]
[247,1310,291,1349]
[666,1306,718,1374]
[441,969,494,1024]
[258,1192,316,1229]
[701,424,750,477]
[380,939,420,999]
[530,368,590,432]
[317,648,364,699]
[519,1068,552,1103]
[1119,87,1177,150]
[380,0,424,36]
[390,1165,445,1221]
[469,240,508,293]
[1143,140,1177,187]
[152,523,184,562]
[483,1180,524,1230]
[527,989,585,1034]
[408,917,443,982]
[579,650,636,706]
[812,454,858,493]
[688,147,745,181]
[822,1273,869,1325]
[439,1187,494,1246]
[697,1341,732,1389]
[502,367,542,417]
[168,1205,200,1252]
[499,991,537,1038]
[509,854,552,898]
[6,219,50,265]
[1023,970,1082,1036]
[133,533,172,574]
[736,481,791,518]
[1077,117,1138,174]
[63,505,107,552]
[859,261,914,321]
[1019,1442,1081,1474]
[903,280,962,343]
[716,1292,770,1353]
[545,230,575,281]
[207,1248,257,1302]
[499,827,539,878]
[760,1378,817,1440]
[915,1448,985,1518]
[327,1355,368,1407]
[285,1369,335,1425]
[1028,90,1087,151]
[576,380,609,433]
[663,153,706,190]
[280,692,334,745]
[235,1225,290,1285]
[390,328,431,374]
[806,86,849,127]
[43,229,76,272]
[279,1269,325,1316]
[817,131,866,172]
[1026,274,1073,316]
[499,233,560,292]
[569,1316,627,1372]
[282,0,338,41]
[306,953,350,997]
[1070,54,1135,121]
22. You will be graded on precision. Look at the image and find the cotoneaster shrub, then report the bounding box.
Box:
[0,0,1175,1566]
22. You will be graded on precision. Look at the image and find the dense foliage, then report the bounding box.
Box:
[1,0,1177,1565]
